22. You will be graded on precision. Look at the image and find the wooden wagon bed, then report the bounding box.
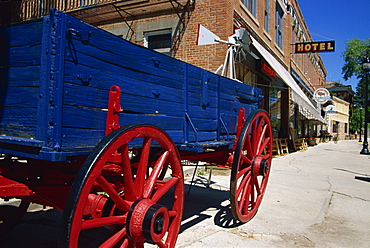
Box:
[0,10,262,161]
[0,10,272,248]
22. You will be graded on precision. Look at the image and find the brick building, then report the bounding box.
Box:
[0,0,329,139]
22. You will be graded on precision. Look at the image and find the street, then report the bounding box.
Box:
[1,140,369,247]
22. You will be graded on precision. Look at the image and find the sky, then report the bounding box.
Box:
[298,0,370,91]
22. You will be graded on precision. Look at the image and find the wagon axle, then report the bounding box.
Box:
[252,156,270,176]
[126,198,169,243]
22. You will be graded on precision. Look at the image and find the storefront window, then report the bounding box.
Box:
[235,62,258,87]
[269,86,281,137]
[333,121,338,133]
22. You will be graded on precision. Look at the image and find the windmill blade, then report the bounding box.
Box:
[234,27,251,53]
[238,48,247,62]
[197,24,220,45]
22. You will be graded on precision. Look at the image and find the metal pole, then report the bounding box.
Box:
[359,107,362,142]
[360,59,370,154]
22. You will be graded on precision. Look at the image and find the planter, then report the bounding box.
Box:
[308,140,316,146]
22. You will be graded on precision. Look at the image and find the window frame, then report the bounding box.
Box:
[241,0,257,17]
[275,2,284,49]
[264,0,270,32]
[143,29,172,56]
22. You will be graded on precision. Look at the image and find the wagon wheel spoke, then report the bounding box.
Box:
[245,132,253,160]
[157,241,167,248]
[121,144,136,201]
[230,110,273,222]
[236,170,251,198]
[61,124,184,248]
[238,176,251,211]
[96,175,130,212]
[251,120,258,154]
[98,227,127,247]
[256,124,268,154]
[152,177,180,203]
[135,137,153,197]
[81,216,126,230]
[236,166,251,180]
[241,153,252,165]
[254,176,261,195]
[143,150,169,198]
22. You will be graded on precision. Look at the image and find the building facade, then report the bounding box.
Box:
[325,96,350,140]
[0,0,329,139]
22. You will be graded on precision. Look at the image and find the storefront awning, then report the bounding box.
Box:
[251,37,327,124]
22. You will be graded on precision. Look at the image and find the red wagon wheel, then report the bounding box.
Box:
[230,109,272,222]
[60,124,184,248]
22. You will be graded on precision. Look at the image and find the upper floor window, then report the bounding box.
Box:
[241,0,257,17]
[264,0,270,32]
[144,30,172,56]
[275,2,284,49]
[81,0,98,8]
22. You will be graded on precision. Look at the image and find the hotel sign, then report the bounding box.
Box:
[295,41,335,53]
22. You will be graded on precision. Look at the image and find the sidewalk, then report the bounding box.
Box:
[177,140,370,247]
[1,140,369,247]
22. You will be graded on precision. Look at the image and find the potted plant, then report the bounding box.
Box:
[307,137,316,146]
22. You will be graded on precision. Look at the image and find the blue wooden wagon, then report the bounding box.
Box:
[0,10,273,248]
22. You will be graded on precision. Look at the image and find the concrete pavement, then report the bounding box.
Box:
[177,140,370,247]
[1,140,369,247]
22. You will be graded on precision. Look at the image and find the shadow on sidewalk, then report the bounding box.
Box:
[355,176,370,183]
[0,178,245,247]
[181,179,244,234]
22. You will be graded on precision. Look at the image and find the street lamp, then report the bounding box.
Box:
[360,58,370,154]
[359,106,363,142]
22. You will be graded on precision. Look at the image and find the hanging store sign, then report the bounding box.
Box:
[261,62,277,79]
[312,88,331,104]
[325,104,337,114]
[294,41,335,53]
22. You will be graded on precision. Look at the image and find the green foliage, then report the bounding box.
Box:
[354,77,367,106]
[342,38,370,134]
[342,38,370,81]
[350,107,363,133]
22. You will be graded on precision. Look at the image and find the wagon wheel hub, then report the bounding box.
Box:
[126,198,169,243]
[252,156,269,176]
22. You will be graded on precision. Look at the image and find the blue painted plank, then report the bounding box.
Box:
[0,86,39,107]
[65,16,185,77]
[63,51,184,90]
[0,10,262,161]
[0,21,43,47]
[0,107,37,138]
[0,45,42,67]
[0,66,41,87]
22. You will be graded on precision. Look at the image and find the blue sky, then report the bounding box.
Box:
[298,0,370,91]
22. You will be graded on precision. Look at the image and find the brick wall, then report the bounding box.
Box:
[176,0,232,72]
[98,0,327,96]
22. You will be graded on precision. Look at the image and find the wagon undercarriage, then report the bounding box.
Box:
[0,10,273,247]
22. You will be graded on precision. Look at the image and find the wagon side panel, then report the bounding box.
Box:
[0,21,44,139]
[61,13,186,151]
[0,10,263,161]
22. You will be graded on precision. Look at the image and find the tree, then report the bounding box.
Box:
[342,38,370,107]
[350,107,362,134]
[342,38,370,81]
[342,38,370,134]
